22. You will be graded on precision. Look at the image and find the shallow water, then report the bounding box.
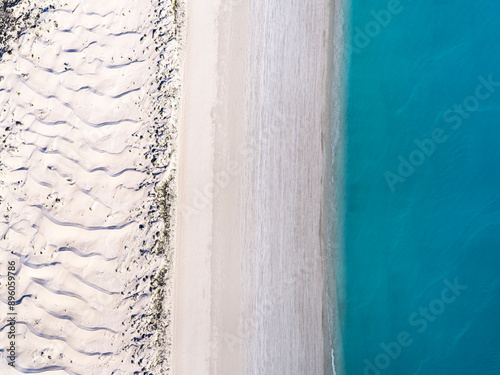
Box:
[336,1,500,374]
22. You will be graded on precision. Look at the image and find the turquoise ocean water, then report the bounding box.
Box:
[334,1,500,374]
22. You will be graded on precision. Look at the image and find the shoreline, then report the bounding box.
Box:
[323,0,340,372]
[326,1,348,373]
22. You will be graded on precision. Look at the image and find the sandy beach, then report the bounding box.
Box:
[175,0,336,374]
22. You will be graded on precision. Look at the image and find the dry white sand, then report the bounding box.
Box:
[175,0,336,374]
[0,0,184,373]
[173,0,217,373]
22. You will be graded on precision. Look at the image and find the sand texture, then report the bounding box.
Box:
[0,0,184,373]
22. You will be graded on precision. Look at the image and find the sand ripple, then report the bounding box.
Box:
[0,0,183,373]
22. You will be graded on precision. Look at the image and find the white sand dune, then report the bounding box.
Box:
[0,0,183,373]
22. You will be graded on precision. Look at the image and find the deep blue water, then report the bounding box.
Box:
[336,1,500,374]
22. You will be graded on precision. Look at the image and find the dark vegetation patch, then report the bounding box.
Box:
[0,0,49,59]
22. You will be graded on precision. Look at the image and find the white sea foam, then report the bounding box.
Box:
[327,1,348,373]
